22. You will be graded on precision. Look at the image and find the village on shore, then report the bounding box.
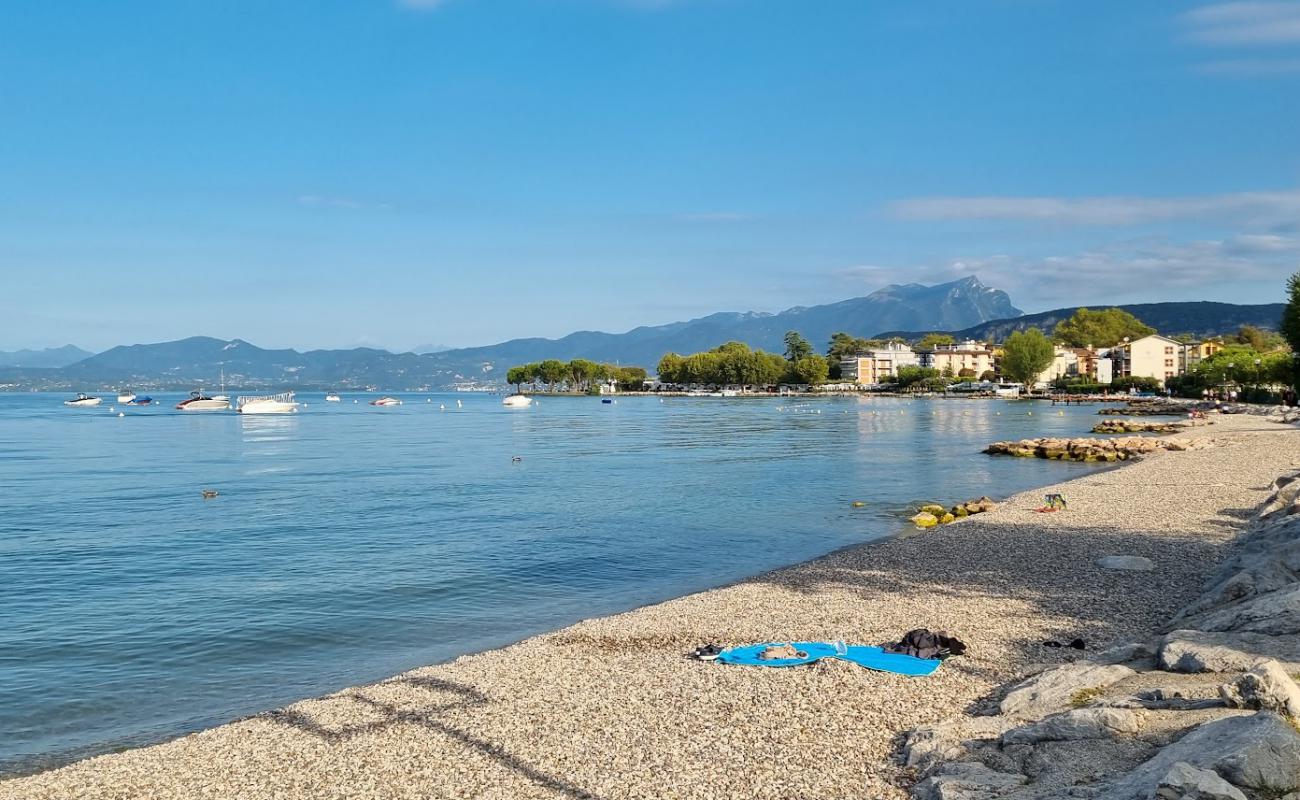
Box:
[507,307,1298,404]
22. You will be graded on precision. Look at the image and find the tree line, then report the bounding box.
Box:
[506,360,647,394]
[656,334,829,387]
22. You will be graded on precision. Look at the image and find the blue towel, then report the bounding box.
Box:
[716,642,942,676]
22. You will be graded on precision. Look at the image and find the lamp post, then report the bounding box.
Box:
[1254,358,1262,402]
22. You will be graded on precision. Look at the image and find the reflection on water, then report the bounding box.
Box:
[0,392,1106,774]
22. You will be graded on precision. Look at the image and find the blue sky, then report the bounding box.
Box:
[2,0,1299,352]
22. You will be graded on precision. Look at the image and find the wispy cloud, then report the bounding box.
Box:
[674,212,748,223]
[297,195,393,211]
[890,189,1300,226]
[835,234,1300,307]
[1182,2,1300,46]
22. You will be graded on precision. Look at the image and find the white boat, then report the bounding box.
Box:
[237,392,299,415]
[502,394,533,408]
[325,393,342,402]
[176,390,231,411]
[64,393,102,407]
[370,397,402,406]
[117,389,136,404]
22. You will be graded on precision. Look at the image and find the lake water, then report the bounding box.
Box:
[0,392,1107,774]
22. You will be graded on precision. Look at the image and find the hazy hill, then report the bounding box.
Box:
[0,345,93,369]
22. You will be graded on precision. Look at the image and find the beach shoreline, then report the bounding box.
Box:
[4,413,1298,799]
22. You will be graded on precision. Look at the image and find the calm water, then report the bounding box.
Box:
[0,392,1106,774]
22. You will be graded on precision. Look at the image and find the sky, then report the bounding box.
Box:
[2,0,1299,353]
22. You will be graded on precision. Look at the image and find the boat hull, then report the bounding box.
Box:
[238,401,299,415]
[176,399,231,411]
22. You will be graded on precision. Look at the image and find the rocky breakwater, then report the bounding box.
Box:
[1092,420,1191,434]
[902,472,1300,800]
[1098,401,1197,417]
[984,436,1208,462]
[910,497,998,529]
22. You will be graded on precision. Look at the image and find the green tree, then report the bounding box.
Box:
[566,358,600,392]
[657,353,685,384]
[916,333,955,349]
[1283,271,1300,394]
[783,330,813,362]
[1233,324,1284,352]
[1001,329,1056,386]
[786,355,829,386]
[1053,308,1155,348]
[536,359,567,392]
[614,366,648,391]
[506,365,527,392]
[890,365,940,388]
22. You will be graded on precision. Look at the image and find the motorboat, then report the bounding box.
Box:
[126,396,154,406]
[64,393,102,407]
[176,390,231,411]
[502,394,532,408]
[325,393,342,402]
[370,397,402,406]
[117,389,136,404]
[237,392,299,415]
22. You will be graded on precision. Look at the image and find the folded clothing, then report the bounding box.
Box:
[882,628,967,660]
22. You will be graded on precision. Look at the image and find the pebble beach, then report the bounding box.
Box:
[4,413,1298,800]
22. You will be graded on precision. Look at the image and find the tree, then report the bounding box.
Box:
[506,366,527,392]
[657,353,685,384]
[916,333,955,349]
[1233,324,1285,352]
[566,358,600,392]
[783,330,813,362]
[614,366,648,391]
[1283,271,1300,394]
[1053,308,1154,348]
[786,355,829,386]
[1001,329,1056,386]
[536,359,567,392]
[890,365,940,388]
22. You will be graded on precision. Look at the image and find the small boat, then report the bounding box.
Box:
[64,393,102,407]
[325,393,342,402]
[370,397,402,406]
[176,390,231,411]
[117,389,136,404]
[126,396,154,406]
[601,398,613,404]
[237,392,299,415]
[502,395,532,408]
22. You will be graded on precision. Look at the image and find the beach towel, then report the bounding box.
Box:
[715,642,942,676]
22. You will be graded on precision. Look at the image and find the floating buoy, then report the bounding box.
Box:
[1028,411,1033,416]
[511,456,522,463]
[851,501,866,508]
[457,400,463,408]
[201,489,219,499]
[440,404,446,410]
[1058,411,1064,416]
[427,398,431,403]
[118,412,125,418]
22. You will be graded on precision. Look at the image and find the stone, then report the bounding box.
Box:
[1097,555,1155,571]
[921,504,948,516]
[1153,762,1247,800]
[1000,707,1140,745]
[1102,712,1300,798]
[902,717,1019,774]
[1159,630,1300,672]
[912,512,939,529]
[940,512,957,524]
[1094,640,1157,666]
[1187,585,1300,637]
[999,663,1136,719]
[911,761,1027,800]
[1218,659,1300,716]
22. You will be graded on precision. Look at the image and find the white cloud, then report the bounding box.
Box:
[1194,57,1300,74]
[835,234,1299,307]
[890,190,1300,226]
[1182,2,1300,46]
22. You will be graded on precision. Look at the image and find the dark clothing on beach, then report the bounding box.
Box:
[883,628,967,660]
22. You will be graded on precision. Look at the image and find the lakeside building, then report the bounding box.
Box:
[917,340,996,377]
[1180,340,1223,373]
[840,342,919,385]
[1107,334,1186,386]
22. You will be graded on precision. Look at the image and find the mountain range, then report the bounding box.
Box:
[0,345,94,369]
[0,277,1286,391]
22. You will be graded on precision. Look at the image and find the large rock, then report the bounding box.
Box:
[1097,555,1155,572]
[1153,762,1247,800]
[1103,712,1300,799]
[1186,585,1300,637]
[903,717,1019,774]
[1219,659,1300,716]
[911,761,1026,800]
[1159,630,1300,672]
[999,663,1136,718]
[1000,707,1140,745]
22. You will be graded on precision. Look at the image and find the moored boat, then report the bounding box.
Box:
[64,393,102,407]
[370,397,402,406]
[502,394,532,408]
[126,396,154,406]
[325,393,342,402]
[236,392,299,415]
[176,391,231,411]
[117,389,136,404]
